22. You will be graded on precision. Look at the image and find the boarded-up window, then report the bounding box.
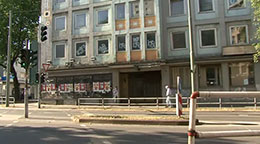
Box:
[130,1,140,18]
[229,62,255,87]
[144,0,155,16]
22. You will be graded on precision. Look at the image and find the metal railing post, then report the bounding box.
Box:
[102,97,104,108]
[254,98,257,109]
[219,98,222,108]
[128,97,130,108]
[156,97,159,109]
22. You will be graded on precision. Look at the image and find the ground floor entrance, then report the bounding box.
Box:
[119,71,161,98]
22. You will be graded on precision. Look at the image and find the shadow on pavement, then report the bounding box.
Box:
[0,125,250,144]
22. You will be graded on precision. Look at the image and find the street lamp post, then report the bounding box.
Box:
[187,0,196,144]
[5,10,12,107]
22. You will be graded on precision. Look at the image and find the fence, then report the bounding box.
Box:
[0,97,15,106]
[188,91,260,144]
[78,97,260,108]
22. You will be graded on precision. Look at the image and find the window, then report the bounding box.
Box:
[146,33,156,49]
[199,66,221,88]
[132,34,141,50]
[55,16,66,31]
[75,42,86,57]
[199,0,213,12]
[228,0,244,9]
[170,0,184,16]
[206,67,220,86]
[172,32,186,49]
[56,44,65,58]
[230,25,248,45]
[229,62,254,86]
[116,4,125,20]
[75,13,86,28]
[98,40,109,54]
[98,10,108,24]
[117,35,126,51]
[200,29,216,47]
[55,0,65,4]
[130,1,140,18]
[144,0,155,16]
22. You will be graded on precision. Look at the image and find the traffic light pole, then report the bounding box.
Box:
[38,44,41,109]
[24,39,29,118]
[5,10,12,107]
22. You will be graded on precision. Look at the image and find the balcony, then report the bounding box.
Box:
[223,45,256,56]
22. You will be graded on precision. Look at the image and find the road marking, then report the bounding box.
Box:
[80,124,86,127]
[67,114,71,117]
[13,121,19,123]
[103,141,112,144]
[5,124,13,127]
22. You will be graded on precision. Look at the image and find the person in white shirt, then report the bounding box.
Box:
[165,85,172,107]
[113,86,118,103]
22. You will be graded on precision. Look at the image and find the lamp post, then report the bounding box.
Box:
[187,0,196,144]
[5,10,12,107]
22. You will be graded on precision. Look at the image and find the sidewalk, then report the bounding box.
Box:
[2,103,259,126]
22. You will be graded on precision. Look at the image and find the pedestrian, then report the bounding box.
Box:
[165,85,172,107]
[113,86,118,103]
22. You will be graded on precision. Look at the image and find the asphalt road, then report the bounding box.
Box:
[0,105,260,144]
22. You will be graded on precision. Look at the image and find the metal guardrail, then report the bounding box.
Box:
[78,97,259,108]
[0,97,15,106]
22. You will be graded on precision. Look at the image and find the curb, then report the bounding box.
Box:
[73,117,199,126]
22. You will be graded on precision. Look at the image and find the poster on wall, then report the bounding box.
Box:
[41,84,47,92]
[93,81,111,93]
[75,83,87,92]
[47,84,57,92]
[58,84,73,93]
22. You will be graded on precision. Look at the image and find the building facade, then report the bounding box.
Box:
[40,0,260,104]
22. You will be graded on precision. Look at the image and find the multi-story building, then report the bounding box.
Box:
[40,0,260,104]
[161,0,260,95]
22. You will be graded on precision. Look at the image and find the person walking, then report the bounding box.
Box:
[165,85,172,107]
[113,86,118,103]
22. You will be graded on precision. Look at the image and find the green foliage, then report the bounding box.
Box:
[0,0,40,99]
[252,0,260,62]
[0,0,41,67]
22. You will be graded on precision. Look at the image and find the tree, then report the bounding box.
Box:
[252,0,260,62]
[0,0,40,100]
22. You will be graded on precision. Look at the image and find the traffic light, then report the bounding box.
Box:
[40,26,48,42]
[35,73,39,83]
[29,50,37,67]
[20,49,29,68]
[41,73,46,83]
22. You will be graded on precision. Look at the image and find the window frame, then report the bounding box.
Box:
[97,9,109,25]
[74,12,87,29]
[227,0,245,10]
[130,1,140,18]
[116,35,126,52]
[116,3,125,20]
[146,32,157,49]
[229,62,255,87]
[55,43,66,59]
[131,33,141,51]
[97,38,110,55]
[75,41,87,57]
[144,0,155,16]
[55,16,66,31]
[229,25,249,45]
[171,31,188,50]
[55,0,66,4]
[168,0,186,17]
[199,28,217,48]
[197,0,215,13]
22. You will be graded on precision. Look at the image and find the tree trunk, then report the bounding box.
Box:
[10,61,21,101]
